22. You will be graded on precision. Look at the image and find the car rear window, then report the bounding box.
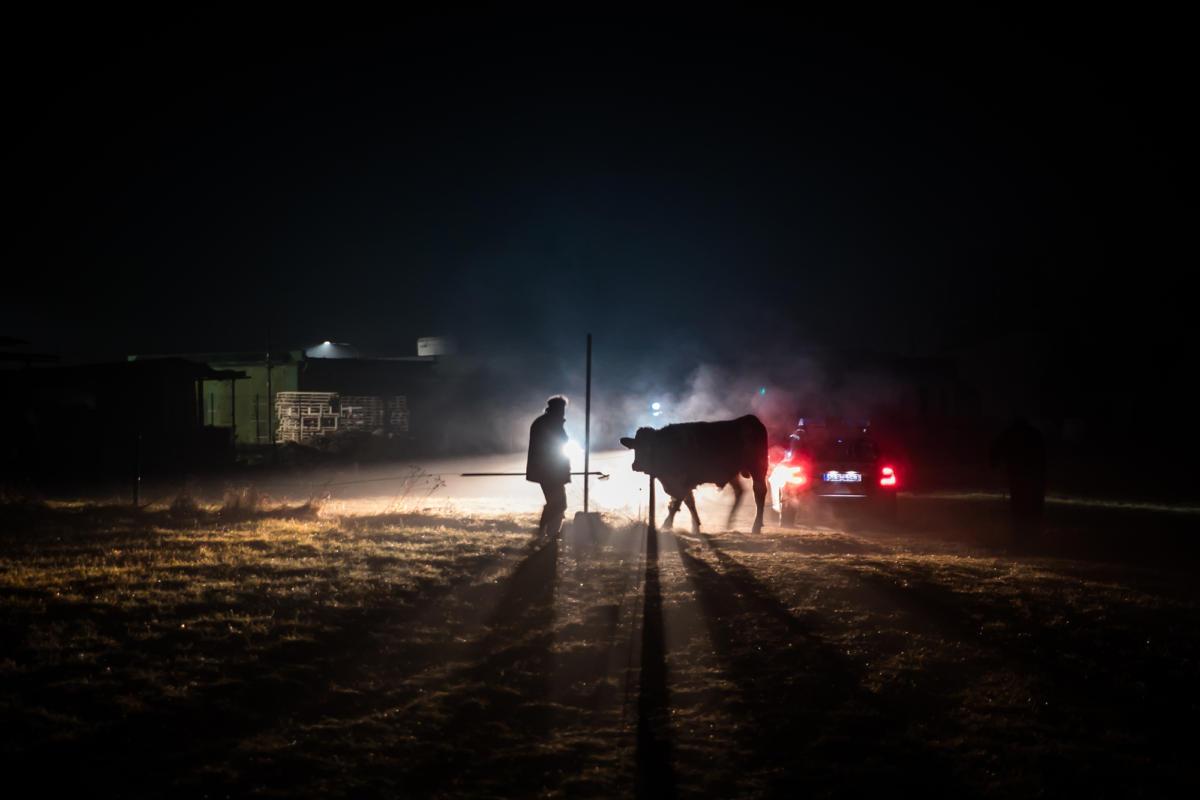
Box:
[816,439,879,461]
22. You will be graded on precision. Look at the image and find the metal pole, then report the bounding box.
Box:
[461,471,607,478]
[584,332,592,514]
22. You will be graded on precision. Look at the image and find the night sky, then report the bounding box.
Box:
[4,11,1194,404]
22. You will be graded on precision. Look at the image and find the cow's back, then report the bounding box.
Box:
[656,414,767,486]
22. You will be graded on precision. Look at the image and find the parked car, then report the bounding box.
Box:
[772,418,899,525]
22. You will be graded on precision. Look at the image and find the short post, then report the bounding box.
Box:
[133,431,142,508]
[230,378,237,448]
[648,473,656,536]
[266,328,276,463]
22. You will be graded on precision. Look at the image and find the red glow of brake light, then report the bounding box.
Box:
[879,465,897,487]
[770,462,809,487]
[791,465,808,486]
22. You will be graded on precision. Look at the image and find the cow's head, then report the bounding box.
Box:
[619,427,657,474]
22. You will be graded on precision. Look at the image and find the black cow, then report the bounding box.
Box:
[620,414,769,533]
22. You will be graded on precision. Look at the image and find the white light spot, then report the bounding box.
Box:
[562,440,584,463]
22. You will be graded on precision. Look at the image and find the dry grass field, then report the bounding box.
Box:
[2,493,1198,797]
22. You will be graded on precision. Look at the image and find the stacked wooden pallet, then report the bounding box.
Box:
[275,391,339,443]
[339,396,385,432]
[275,392,410,442]
[387,396,410,434]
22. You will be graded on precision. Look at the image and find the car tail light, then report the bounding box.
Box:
[770,463,808,486]
[790,464,808,486]
[879,465,897,488]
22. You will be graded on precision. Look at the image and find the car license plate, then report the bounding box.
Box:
[823,470,862,483]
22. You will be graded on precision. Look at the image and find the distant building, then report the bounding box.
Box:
[0,358,245,482]
[0,336,57,368]
[416,336,456,357]
[128,343,440,452]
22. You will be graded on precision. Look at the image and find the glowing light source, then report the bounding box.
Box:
[880,465,897,487]
[562,439,585,463]
[770,462,808,488]
[650,401,663,417]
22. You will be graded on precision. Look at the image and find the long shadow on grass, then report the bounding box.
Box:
[395,522,655,798]
[214,532,565,797]
[636,527,676,799]
[6,527,532,798]
[676,532,964,797]
[385,531,563,797]
[843,565,1200,795]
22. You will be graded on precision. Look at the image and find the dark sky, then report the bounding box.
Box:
[3,10,1194,383]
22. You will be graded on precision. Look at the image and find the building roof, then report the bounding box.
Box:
[128,351,304,365]
[13,358,246,385]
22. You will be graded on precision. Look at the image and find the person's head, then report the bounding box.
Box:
[546,395,568,419]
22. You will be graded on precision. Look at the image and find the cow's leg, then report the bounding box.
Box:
[663,496,682,530]
[726,477,744,531]
[751,471,767,533]
[683,491,701,533]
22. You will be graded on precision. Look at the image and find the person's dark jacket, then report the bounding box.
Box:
[526,412,570,484]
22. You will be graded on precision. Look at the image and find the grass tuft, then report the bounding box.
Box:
[220,484,264,517]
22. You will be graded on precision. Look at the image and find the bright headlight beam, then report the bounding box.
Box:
[562,439,584,462]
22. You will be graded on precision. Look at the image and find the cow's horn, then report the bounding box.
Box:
[619,437,636,449]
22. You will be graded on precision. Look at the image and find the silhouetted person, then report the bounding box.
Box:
[991,416,1046,541]
[526,395,570,538]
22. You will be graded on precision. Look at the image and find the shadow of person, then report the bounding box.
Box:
[398,532,563,796]
[835,562,1196,797]
[9,507,531,800]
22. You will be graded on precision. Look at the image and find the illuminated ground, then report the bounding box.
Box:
[220,449,782,525]
[2,466,1198,797]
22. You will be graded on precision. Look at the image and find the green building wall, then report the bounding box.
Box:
[201,361,299,445]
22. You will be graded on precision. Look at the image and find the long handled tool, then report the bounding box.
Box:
[460,471,610,480]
